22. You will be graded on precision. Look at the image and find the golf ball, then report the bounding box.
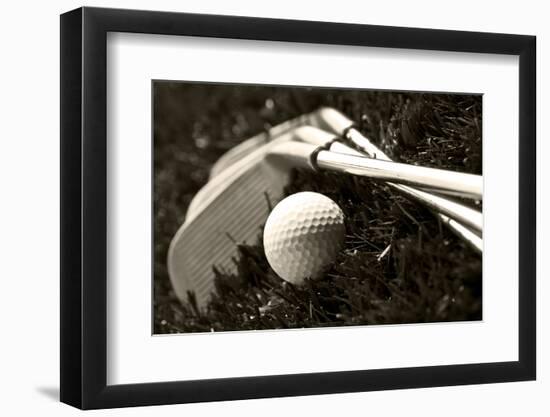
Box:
[263,192,346,285]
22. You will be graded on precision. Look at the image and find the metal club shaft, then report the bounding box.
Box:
[310,132,482,251]
[314,150,482,200]
[312,109,483,237]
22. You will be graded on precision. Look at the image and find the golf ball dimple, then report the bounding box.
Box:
[263,192,346,285]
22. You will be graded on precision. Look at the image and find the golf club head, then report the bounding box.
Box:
[186,125,339,220]
[168,126,337,310]
[187,112,318,218]
[208,112,316,179]
[314,107,355,136]
[207,108,353,178]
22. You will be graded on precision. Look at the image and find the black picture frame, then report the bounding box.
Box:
[60,6,536,410]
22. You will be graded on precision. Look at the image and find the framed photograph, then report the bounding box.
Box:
[60,6,536,409]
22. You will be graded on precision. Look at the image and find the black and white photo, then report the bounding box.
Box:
[59,7,536,409]
[154,82,483,333]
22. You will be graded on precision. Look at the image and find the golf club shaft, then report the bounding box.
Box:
[327,139,482,250]
[314,151,482,200]
[438,214,482,252]
[345,130,483,236]
[313,109,483,235]
[272,141,482,206]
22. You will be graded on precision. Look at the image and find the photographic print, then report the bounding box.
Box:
[153,82,482,334]
[60,8,535,407]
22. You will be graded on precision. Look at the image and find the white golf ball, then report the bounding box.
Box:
[263,192,346,285]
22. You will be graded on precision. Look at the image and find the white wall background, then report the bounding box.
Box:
[0,0,546,415]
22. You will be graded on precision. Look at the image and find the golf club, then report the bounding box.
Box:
[209,119,483,201]
[189,111,482,235]
[209,125,482,252]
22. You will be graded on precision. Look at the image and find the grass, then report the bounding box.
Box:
[153,82,482,334]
